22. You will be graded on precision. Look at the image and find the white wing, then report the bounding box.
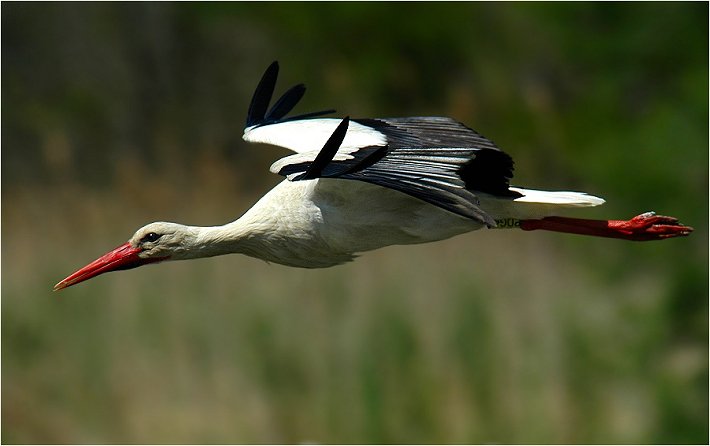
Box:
[242,62,519,227]
[244,118,386,154]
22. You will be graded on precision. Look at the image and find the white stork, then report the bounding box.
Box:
[54,61,692,291]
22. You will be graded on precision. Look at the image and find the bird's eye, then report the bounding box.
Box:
[141,232,161,243]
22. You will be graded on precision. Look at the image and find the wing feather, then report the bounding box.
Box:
[268,116,525,226]
[354,117,518,197]
[355,117,500,150]
[243,64,519,226]
[265,84,305,121]
[245,61,278,128]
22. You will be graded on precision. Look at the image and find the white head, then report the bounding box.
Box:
[127,222,200,261]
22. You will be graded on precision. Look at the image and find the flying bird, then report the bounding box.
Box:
[54,61,693,291]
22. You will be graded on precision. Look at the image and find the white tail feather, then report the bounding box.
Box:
[509,187,605,207]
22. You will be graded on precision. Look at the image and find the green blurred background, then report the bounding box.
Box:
[2,2,708,444]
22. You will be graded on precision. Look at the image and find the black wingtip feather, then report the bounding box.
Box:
[246,62,336,127]
[265,83,306,121]
[246,61,279,127]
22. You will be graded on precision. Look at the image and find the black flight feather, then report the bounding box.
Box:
[265,83,306,121]
[246,61,279,128]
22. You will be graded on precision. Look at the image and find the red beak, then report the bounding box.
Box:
[53,242,162,291]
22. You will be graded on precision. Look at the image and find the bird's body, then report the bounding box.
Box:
[200,178,478,268]
[141,175,607,270]
[134,179,475,269]
[54,62,692,291]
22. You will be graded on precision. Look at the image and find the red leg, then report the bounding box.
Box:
[519,212,693,241]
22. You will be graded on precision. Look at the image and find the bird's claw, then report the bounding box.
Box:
[611,212,693,240]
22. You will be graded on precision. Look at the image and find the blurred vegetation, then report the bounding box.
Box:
[2,2,707,444]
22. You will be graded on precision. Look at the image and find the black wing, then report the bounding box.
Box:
[357,117,519,198]
[245,61,335,128]
[272,117,521,227]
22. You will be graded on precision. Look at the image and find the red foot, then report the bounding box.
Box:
[520,212,693,241]
[607,212,694,240]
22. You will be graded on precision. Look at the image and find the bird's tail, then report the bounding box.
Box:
[509,187,605,207]
[484,187,605,224]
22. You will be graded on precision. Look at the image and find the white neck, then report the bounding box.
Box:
[178,221,260,260]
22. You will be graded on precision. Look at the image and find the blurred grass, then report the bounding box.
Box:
[2,2,708,444]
